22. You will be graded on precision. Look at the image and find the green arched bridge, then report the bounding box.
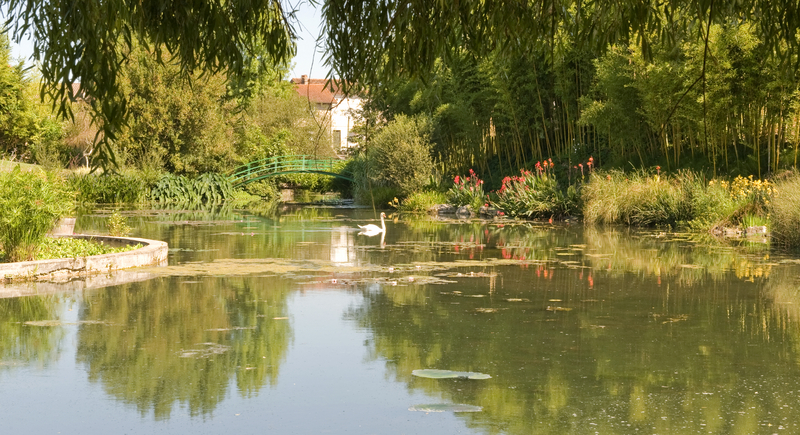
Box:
[228,155,353,187]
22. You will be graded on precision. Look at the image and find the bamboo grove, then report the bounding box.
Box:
[364,21,800,180]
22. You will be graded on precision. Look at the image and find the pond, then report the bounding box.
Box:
[1,206,800,434]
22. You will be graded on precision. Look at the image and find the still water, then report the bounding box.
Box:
[2,206,800,434]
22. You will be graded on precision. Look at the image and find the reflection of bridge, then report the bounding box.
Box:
[228,155,353,187]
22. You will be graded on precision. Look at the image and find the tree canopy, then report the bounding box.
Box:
[3,0,800,170]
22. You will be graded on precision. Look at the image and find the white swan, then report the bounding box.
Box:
[358,212,386,235]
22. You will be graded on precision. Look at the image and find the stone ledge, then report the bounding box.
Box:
[0,235,168,282]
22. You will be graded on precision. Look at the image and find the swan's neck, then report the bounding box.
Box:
[380,214,386,231]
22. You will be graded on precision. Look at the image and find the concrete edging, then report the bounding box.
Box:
[0,235,168,281]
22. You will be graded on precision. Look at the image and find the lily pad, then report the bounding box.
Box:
[412,369,491,380]
[408,404,483,413]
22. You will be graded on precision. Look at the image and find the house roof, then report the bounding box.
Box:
[290,76,339,105]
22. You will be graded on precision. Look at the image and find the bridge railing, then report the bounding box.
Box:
[228,155,349,186]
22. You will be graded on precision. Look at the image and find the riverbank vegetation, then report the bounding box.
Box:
[3,9,800,250]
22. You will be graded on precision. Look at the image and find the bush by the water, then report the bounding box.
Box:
[68,171,149,203]
[447,169,486,213]
[770,173,800,248]
[352,115,434,204]
[149,173,233,205]
[0,166,73,262]
[491,161,580,218]
[582,169,772,229]
[391,190,448,213]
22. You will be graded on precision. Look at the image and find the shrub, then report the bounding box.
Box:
[770,173,800,248]
[149,172,233,205]
[356,114,434,200]
[394,190,448,213]
[0,166,73,262]
[68,172,149,204]
[107,212,132,237]
[447,169,485,212]
[492,161,579,218]
[243,179,280,200]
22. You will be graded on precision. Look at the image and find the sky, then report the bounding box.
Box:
[8,1,330,80]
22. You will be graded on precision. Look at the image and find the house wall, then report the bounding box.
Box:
[330,96,362,151]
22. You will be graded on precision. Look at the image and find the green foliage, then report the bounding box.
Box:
[447,169,486,213]
[0,166,73,262]
[491,163,580,219]
[35,237,141,260]
[107,212,132,237]
[582,169,772,230]
[149,173,234,205]
[236,85,332,161]
[228,189,265,208]
[769,173,800,248]
[115,45,238,175]
[354,114,434,203]
[6,0,295,172]
[68,172,149,204]
[0,32,66,167]
[243,179,280,200]
[325,0,800,99]
[393,190,447,213]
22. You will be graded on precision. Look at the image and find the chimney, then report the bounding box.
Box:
[301,75,308,84]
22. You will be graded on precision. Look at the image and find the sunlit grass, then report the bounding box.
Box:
[770,173,800,248]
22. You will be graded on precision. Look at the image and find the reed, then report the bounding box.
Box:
[769,173,800,248]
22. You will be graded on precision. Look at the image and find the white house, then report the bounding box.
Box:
[291,75,362,153]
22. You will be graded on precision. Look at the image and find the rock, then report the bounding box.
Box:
[456,206,473,217]
[433,204,458,215]
[745,225,768,236]
[479,205,499,217]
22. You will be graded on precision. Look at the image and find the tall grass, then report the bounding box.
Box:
[0,166,73,261]
[770,173,800,248]
[582,169,763,229]
[394,190,447,213]
[68,172,149,204]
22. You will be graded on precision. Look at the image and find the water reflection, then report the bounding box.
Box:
[351,245,800,433]
[0,295,65,371]
[3,208,800,433]
[76,276,292,419]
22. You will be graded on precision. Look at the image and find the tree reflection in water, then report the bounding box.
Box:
[349,223,800,434]
[76,276,292,419]
[0,295,65,372]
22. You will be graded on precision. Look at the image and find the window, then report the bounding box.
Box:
[333,130,342,149]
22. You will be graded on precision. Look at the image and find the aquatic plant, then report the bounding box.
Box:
[107,212,132,237]
[149,172,233,205]
[35,237,142,260]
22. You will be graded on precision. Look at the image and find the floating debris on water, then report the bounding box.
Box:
[546,306,572,312]
[474,308,505,313]
[412,369,491,380]
[24,320,115,327]
[178,343,231,358]
[408,404,483,413]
